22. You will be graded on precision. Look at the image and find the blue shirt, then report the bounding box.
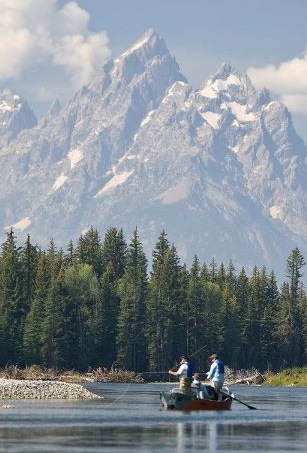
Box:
[207,360,225,382]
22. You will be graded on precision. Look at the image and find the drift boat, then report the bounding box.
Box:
[160,387,232,411]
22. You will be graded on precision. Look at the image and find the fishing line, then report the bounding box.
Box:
[103,346,209,406]
[104,382,133,407]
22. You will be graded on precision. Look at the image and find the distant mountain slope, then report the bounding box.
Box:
[0,29,306,277]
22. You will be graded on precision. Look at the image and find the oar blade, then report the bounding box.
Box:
[221,391,257,410]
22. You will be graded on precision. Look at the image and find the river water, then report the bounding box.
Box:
[0,383,306,452]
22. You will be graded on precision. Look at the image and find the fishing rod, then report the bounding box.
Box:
[189,344,207,359]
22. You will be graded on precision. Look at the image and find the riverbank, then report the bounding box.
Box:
[0,365,144,384]
[263,367,307,387]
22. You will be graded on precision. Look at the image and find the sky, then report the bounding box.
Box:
[1,0,307,141]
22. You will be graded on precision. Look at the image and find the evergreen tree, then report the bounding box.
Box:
[65,240,75,266]
[209,257,218,282]
[20,235,38,317]
[186,255,205,370]
[220,283,240,368]
[65,263,99,369]
[260,270,279,371]
[287,248,306,307]
[98,228,128,367]
[0,229,24,364]
[75,227,103,276]
[101,227,127,278]
[41,254,67,368]
[276,249,306,368]
[116,229,148,371]
[146,233,184,373]
[23,252,50,364]
[235,267,249,367]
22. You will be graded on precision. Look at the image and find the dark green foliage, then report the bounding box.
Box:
[146,233,185,372]
[75,227,103,276]
[116,229,148,371]
[23,251,50,364]
[0,229,305,374]
[0,230,24,364]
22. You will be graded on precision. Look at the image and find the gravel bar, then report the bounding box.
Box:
[0,378,102,399]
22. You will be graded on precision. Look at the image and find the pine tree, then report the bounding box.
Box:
[260,270,279,371]
[101,227,127,278]
[97,228,128,367]
[186,255,204,370]
[276,249,306,367]
[235,267,249,367]
[0,229,24,364]
[23,251,50,364]
[75,227,103,276]
[20,235,38,318]
[116,229,148,371]
[41,254,67,368]
[64,263,99,369]
[65,240,75,266]
[146,233,185,373]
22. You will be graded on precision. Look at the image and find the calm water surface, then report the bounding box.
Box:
[0,383,306,452]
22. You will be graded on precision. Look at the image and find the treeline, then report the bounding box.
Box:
[0,227,306,373]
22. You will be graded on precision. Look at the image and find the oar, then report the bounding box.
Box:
[220,390,257,410]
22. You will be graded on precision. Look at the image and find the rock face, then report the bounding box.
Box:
[0,379,101,399]
[0,89,37,148]
[0,29,306,276]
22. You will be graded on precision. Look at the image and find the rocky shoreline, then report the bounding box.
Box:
[0,378,102,400]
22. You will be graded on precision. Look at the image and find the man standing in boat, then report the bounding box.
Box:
[206,353,225,400]
[168,355,194,394]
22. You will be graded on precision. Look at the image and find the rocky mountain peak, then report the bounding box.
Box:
[0,88,37,148]
[0,31,305,280]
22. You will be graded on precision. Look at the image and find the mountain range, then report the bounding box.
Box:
[0,28,306,278]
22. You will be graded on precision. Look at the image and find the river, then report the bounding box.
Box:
[0,383,306,452]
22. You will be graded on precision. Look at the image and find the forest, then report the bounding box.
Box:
[0,227,305,374]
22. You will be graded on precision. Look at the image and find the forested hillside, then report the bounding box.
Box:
[0,227,305,373]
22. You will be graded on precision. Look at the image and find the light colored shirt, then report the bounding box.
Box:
[207,360,225,382]
[176,362,189,379]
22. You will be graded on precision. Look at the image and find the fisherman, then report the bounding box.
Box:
[168,355,194,394]
[206,353,225,400]
[191,373,211,399]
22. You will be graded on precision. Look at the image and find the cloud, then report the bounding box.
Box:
[0,0,111,88]
[248,51,307,114]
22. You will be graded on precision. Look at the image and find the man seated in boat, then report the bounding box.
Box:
[206,353,225,401]
[191,373,217,400]
[168,355,194,394]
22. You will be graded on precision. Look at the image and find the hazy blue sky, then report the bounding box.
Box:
[2,0,307,140]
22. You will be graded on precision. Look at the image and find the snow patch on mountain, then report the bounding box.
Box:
[270,205,284,220]
[51,173,68,192]
[95,170,134,197]
[156,181,189,205]
[201,111,221,129]
[68,148,84,169]
[7,217,31,232]
[228,102,256,122]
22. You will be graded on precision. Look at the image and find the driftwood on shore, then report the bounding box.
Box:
[232,373,265,385]
[225,368,265,386]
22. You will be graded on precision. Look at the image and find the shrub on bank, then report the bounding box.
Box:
[264,367,307,386]
[0,365,144,383]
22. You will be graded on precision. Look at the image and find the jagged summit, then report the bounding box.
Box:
[213,62,238,80]
[0,88,37,147]
[0,31,305,279]
[114,28,169,63]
